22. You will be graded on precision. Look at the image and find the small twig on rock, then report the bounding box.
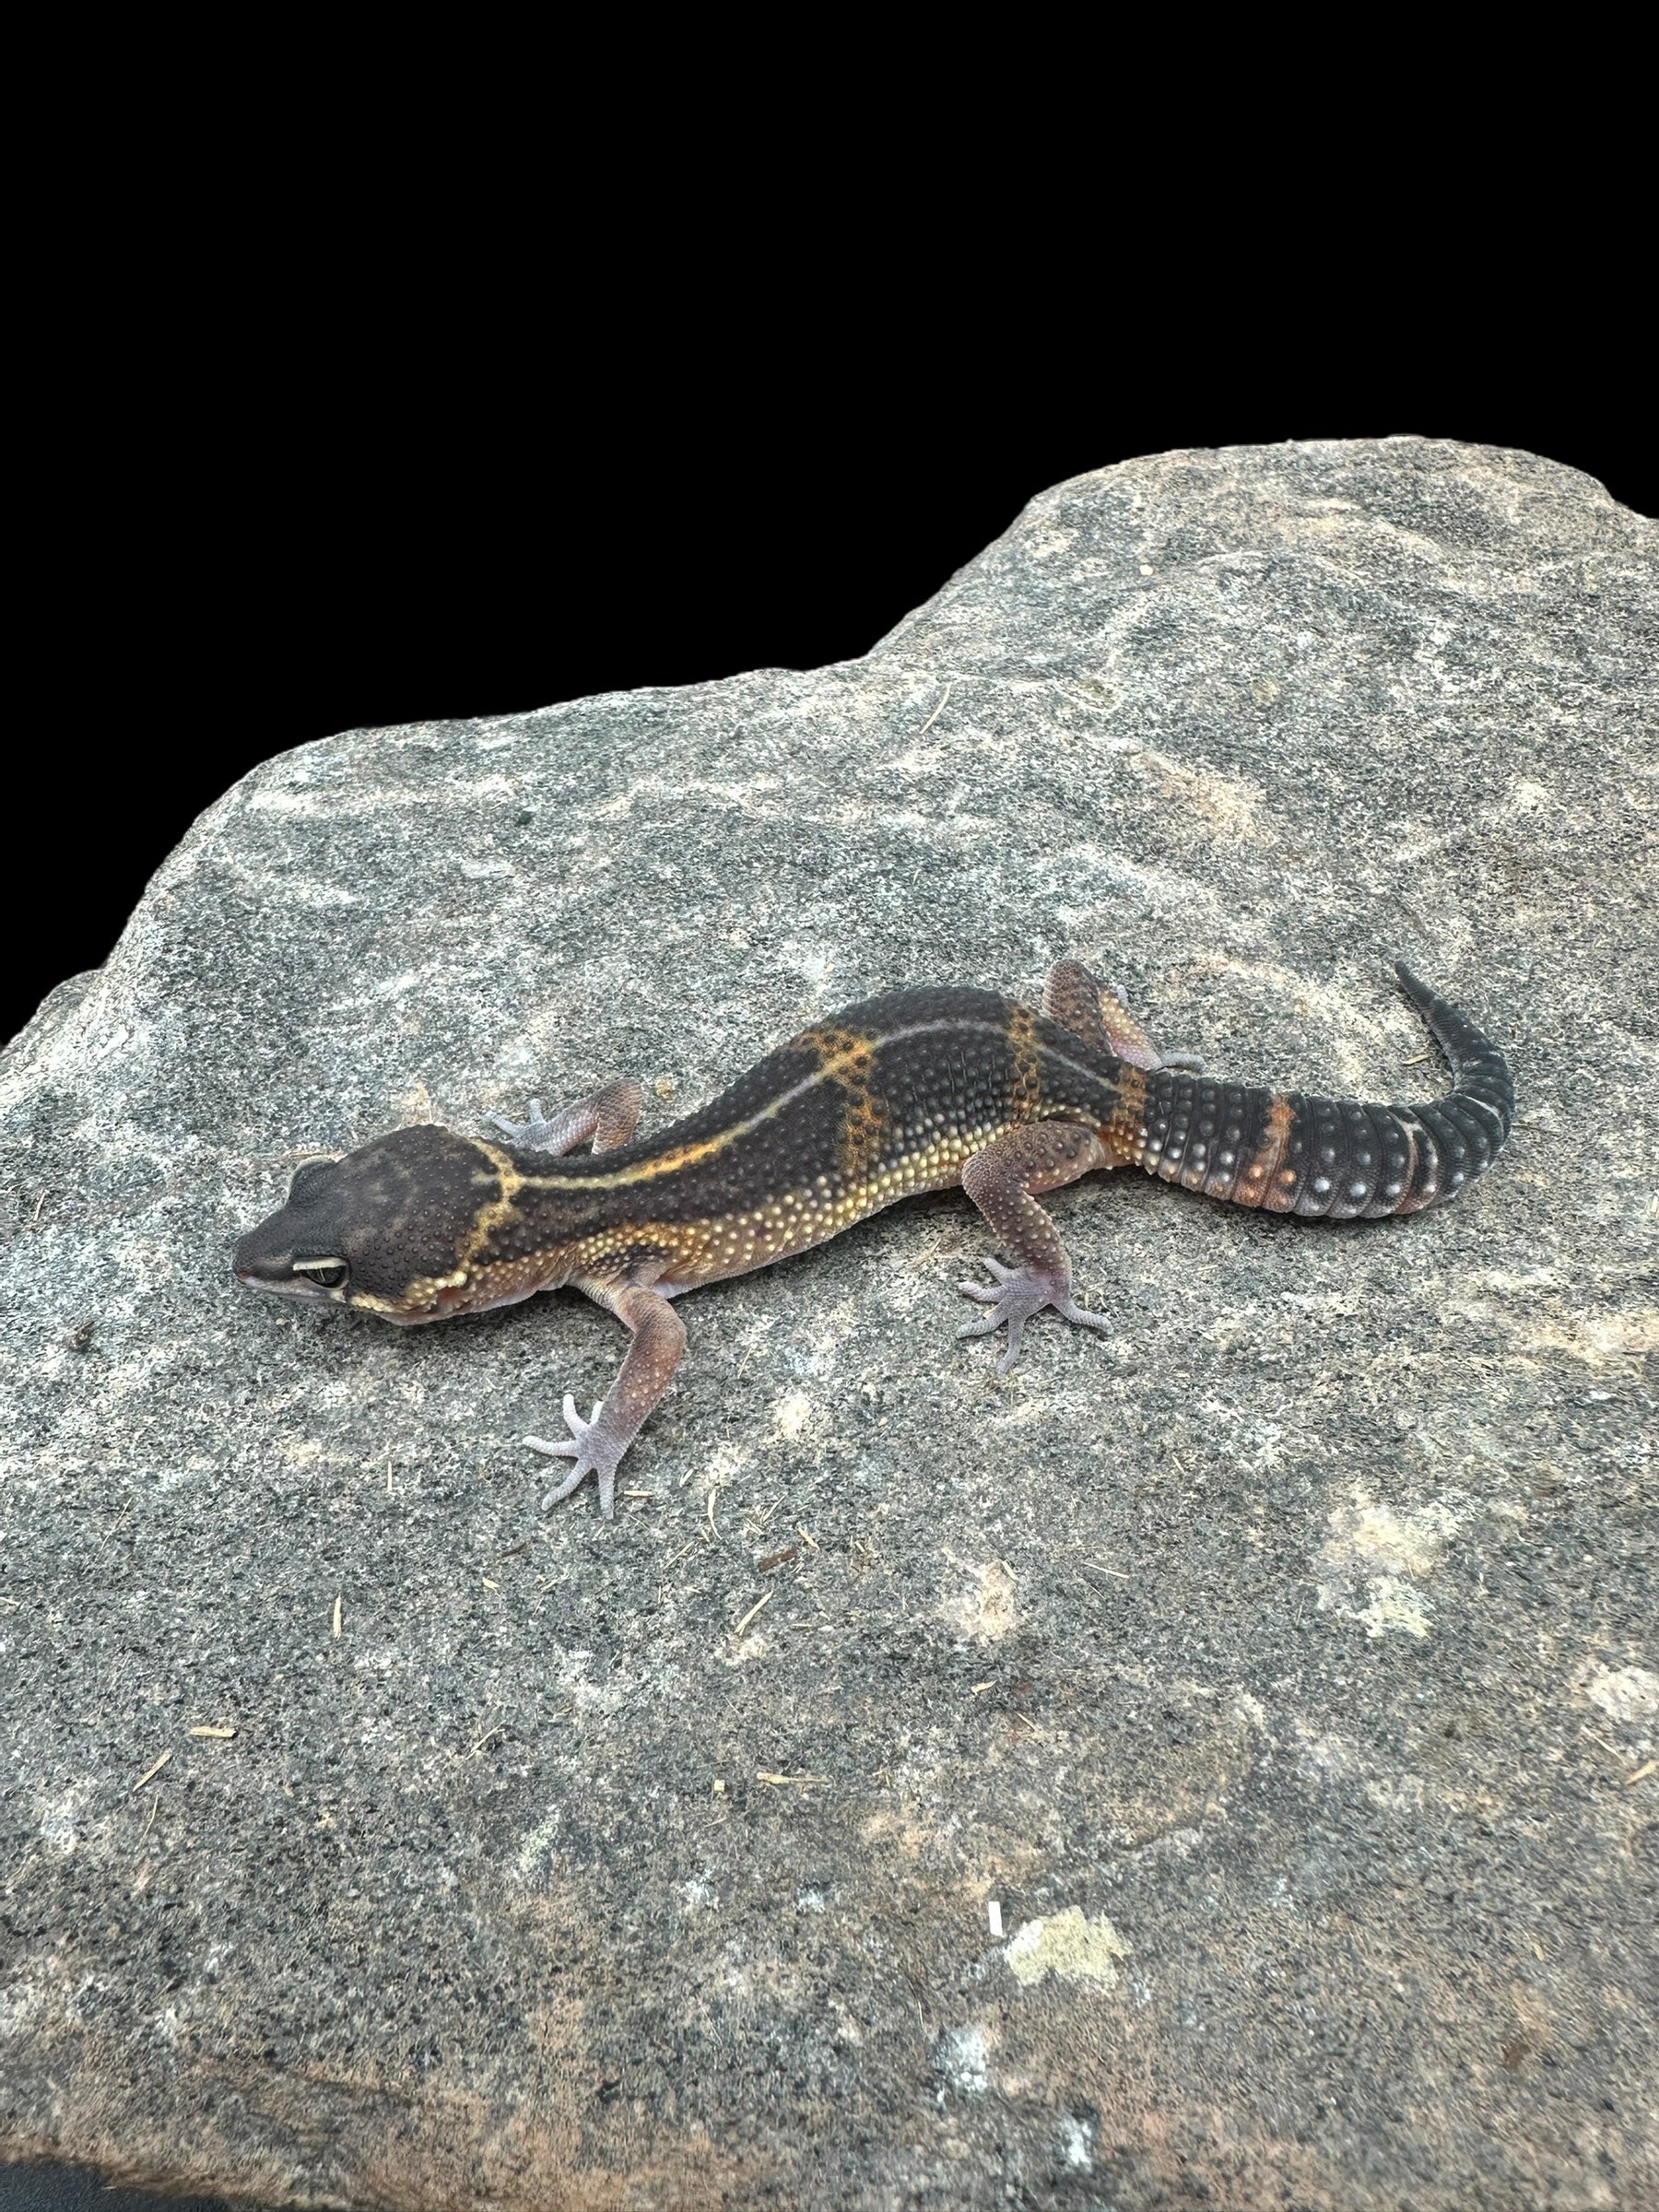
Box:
[733,1593,771,1640]
[915,682,954,739]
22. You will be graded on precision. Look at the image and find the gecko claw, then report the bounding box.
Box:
[957,1261,1112,1374]
[524,1397,622,1515]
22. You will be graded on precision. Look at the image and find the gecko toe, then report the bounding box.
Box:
[959,1256,1018,1306]
[1057,1301,1113,1334]
[540,1464,593,1509]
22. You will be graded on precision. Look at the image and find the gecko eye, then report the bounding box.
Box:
[291,1258,349,1289]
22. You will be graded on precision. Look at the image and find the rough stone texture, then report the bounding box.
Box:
[2,439,1655,2211]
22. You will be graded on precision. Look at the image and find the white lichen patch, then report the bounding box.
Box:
[1212,1411,1286,1476]
[1133,748,1261,842]
[1294,1723,1424,1808]
[935,2024,991,2094]
[1023,529,1077,562]
[1295,1729,1365,1785]
[514,1810,562,1879]
[1232,1689,1271,1739]
[701,1442,751,1499]
[1364,1771,1427,1815]
[771,1388,818,1441]
[245,784,324,817]
[783,1300,861,1378]
[778,940,836,992]
[1059,2114,1095,2170]
[942,1558,1018,1642]
[549,1647,627,1717]
[1329,1497,1461,1577]
[1005,1907,1131,1990]
[985,1394,1063,1432]
[1515,1306,1659,1364]
[1582,1309,1659,1356]
[0,1981,41,2039]
[394,1081,437,1124]
[36,1784,93,1855]
[1356,1578,1434,1640]
[1314,1491,1473,1640]
[1579,1664,1659,1725]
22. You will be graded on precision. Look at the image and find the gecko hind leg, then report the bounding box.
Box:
[1043,959,1204,1073]
[957,1119,1114,1373]
[488,1077,643,1155]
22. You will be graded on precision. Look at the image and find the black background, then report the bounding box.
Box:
[0,2171,225,2212]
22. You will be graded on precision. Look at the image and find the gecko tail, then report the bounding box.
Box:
[1392,962,1514,1144]
[1133,967,1514,1219]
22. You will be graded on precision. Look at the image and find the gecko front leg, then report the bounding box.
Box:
[488,1077,642,1156]
[524,1274,686,1516]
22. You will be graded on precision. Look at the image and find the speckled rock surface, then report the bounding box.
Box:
[3,440,1654,2211]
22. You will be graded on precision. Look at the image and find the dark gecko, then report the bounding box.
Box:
[234,960,1513,1513]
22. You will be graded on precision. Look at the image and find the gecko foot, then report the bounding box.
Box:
[958,1257,1112,1374]
[1101,982,1203,1072]
[524,1396,626,1517]
[488,1100,560,1147]
[488,1079,641,1157]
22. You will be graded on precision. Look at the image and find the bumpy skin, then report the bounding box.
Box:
[233,962,1513,1514]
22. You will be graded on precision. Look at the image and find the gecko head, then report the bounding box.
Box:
[233,1124,506,1324]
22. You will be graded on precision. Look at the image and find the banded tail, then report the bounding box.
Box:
[1131,965,1513,1218]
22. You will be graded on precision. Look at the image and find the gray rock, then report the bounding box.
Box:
[3,438,1654,2211]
